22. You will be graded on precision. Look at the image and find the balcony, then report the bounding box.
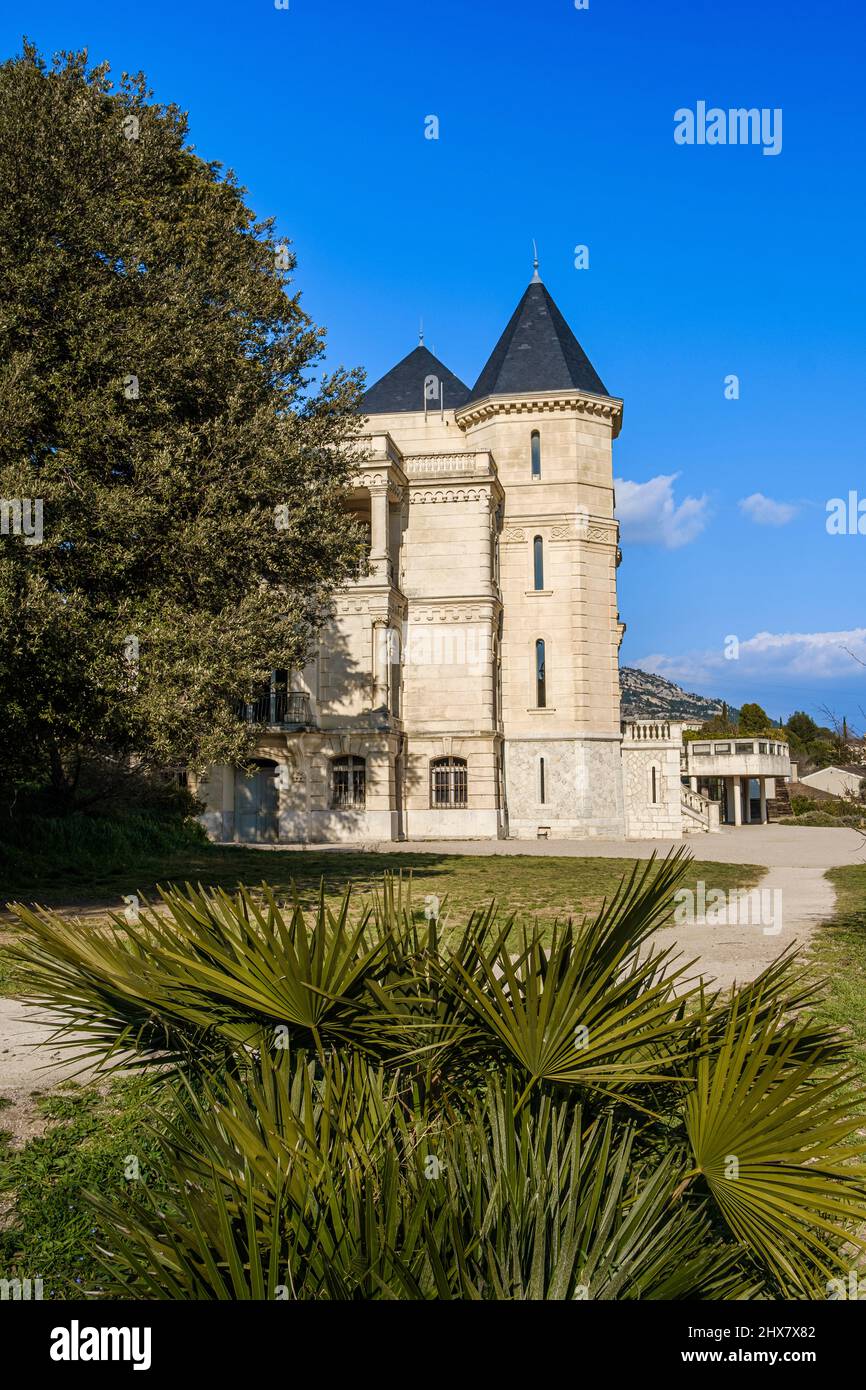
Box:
[238,691,312,728]
[683,738,790,778]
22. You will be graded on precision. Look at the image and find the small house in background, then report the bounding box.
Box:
[799,765,866,799]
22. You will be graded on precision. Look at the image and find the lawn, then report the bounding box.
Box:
[809,863,866,1095]
[1,843,764,920]
[0,848,765,995]
[0,1077,167,1298]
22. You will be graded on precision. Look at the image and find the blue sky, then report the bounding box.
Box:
[6,0,865,725]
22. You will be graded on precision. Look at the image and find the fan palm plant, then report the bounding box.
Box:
[8,852,866,1299]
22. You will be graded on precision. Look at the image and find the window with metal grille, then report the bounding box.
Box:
[332,755,365,808]
[430,756,468,808]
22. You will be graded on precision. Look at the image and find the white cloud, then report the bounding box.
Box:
[635,628,866,689]
[614,473,708,549]
[738,493,798,526]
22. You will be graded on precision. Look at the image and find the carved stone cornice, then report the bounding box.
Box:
[455,390,624,438]
[409,607,498,625]
[353,471,405,504]
[406,595,501,624]
[409,486,490,505]
[503,516,619,545]
[333,592,407,619]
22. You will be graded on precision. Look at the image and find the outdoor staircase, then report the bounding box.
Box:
[680,786,721,834]
[765,779,792,822]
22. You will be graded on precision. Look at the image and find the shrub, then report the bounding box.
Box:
[8,855,866,1300]
[0,811,207,893]
[780,811,866,829]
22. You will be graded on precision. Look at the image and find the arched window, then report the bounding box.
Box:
[539,756,546,804]
[430,756,468,808]
[533,535,544,591]
[535,639,546,708]
[530,430,541,479]
[332,755,365,808]
[651,766,658,804]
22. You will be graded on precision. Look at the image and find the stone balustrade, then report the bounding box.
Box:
[621,719,673,742]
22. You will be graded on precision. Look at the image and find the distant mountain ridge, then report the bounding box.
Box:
[620,667,738,723]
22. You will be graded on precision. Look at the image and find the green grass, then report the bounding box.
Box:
[2,844,764,917]
[0,811,207,901]
[0,850,765,995]
[0,1077,167,1299]
[0,942,22,996]
[809,864,866,1096]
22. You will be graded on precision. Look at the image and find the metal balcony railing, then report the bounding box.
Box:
[238,691,312,727]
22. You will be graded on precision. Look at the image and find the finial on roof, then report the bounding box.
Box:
[531,240,541,282]
[419,318,424,346]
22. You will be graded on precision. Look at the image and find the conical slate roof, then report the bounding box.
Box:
[362,345,471,414]
[468,279,609,402]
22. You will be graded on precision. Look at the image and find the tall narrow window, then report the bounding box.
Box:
[651,766,658,804]
[533,535,544,590]
[530,430,541,479]
[535,639,546,708]
[539,757,546,804]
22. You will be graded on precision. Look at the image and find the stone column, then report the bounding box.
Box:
[759,780,768,823]
[369,486,390,581]
[728,776,742,826]
[372,618,389,709]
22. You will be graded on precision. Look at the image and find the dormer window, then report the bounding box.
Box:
[530,430,541,478]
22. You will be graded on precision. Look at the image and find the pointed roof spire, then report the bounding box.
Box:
[419,317,424,346]
[362,345,470,414]
[531,239,541,283]
[467,279,609,403]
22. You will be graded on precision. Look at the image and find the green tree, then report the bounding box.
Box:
[787,711,818,743]
[738,702,771,734]
[0,46,364,811]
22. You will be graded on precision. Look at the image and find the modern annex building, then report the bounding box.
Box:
[196,271,790,844]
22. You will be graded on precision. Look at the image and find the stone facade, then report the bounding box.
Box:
[620,722,684,839]
[196,275,785,844]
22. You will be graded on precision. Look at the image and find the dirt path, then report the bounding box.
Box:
[0,999,105,1145]
[650,862,838,993]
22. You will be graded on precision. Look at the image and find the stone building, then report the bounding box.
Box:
[195,270,788,843]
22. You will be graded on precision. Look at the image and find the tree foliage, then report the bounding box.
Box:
[738,702,771,735]
[0,45,365,809]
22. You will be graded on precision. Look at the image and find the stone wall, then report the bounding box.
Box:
[504,735,625,838]
[621,741,683,839]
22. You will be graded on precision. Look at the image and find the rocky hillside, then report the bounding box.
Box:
[620,667,737,723]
